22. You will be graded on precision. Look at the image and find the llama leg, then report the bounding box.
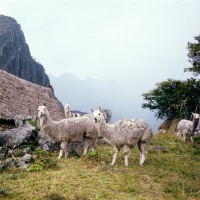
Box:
[183,133,186,141]
[179,132,185,140]
[111,146,119,165]
[58,141,68,159]
[87,137,97,152]
[58,150,63,159]
[137,141,142,164]
[83,140,89,156]
[190,131,194,142]
[64,143,69,158]
[139,142,148,165]
[178,132,182,139]
[124,145,130,166]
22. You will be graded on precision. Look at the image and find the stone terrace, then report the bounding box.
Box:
[0,70,65,120]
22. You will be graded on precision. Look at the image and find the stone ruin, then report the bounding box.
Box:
[0,70,65,170]
[0,70,89,170]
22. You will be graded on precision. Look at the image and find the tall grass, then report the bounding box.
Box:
[0,132,200,199]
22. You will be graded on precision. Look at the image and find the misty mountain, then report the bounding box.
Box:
[0,15,50,87]
[49,73,124,122]
[49,73,162,132]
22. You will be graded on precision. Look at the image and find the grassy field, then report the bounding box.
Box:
[0,132,200,200]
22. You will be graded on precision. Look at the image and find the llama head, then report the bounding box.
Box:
[64,103,70,110]
[192,113,200,132]
[192,113,200,120]
[37,103,49,118]
[91,106,105,123]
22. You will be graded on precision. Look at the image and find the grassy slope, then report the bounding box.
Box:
[0,133,200,200]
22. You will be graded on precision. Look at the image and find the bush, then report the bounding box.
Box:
[27,163,43,172]
[32,149,57,169]
[85,151,99,161]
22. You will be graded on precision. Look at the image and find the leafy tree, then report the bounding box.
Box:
[142,78,200,120]
[184,35,200,76]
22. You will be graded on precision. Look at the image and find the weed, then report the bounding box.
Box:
[86,150,99,160]
[0,187,11,197]
[30,119,40,131]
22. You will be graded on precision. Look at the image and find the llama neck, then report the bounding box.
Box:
[65,109,72,118]
[97,117,114,141]
[40,114,58,141]
[192,117,199,131]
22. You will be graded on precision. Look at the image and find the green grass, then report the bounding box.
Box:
[0,133,200,200]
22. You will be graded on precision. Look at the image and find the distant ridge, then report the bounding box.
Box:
[0,15,50,87]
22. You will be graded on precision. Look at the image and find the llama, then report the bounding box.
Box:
[176,113,200,142]
[91,106,153,166]
[64,103,81,118]
[101,109,112,123]
[82,114,101,137]
[37,103,98,159]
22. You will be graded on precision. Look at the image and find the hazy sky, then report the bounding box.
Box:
[1,0,200,98]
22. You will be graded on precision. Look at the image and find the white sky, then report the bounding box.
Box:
[1,0,200,91]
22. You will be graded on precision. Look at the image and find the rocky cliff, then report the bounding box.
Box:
[0,70,65,120]
[0,15,50,87]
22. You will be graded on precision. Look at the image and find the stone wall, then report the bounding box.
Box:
[0,70,65,120]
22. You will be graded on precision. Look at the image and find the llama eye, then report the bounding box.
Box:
[99,113,100,115]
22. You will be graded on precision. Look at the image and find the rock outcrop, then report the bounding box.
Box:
[0,15,50,87]
[0,124,35,148]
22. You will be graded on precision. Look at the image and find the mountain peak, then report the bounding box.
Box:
[0,15,50,87]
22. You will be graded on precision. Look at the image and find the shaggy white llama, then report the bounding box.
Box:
[64,103,81,118]
[91,107,153,166]
[101,109,112,123]
[37,103,98,159]
[177,113,200,142]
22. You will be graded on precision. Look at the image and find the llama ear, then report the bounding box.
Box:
[91,109,94,112]
[99,106,102,112]
[44,102,46,106]
[36,104,39,108]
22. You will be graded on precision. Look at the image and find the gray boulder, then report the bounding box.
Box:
[15,154,33,169]
[37,131,60,152]
[101,109,112,123]
[14,115,34,127]
[0,154,33,170]
[37,131,84,156]
[0,124,35,148]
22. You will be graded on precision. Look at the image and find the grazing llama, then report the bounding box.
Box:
[64,103,81,118]
[37,103,98,159]
[91,106,153,166]
[177,113,200,142]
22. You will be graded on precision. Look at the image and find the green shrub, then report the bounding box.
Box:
[33,149,51,158]
[86,150,99,161]
[13,149,24,157]
[29,120,40,131]
[27,163,43,172]
[32,149,57,169]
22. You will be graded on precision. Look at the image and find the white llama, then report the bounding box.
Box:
[64,103,81,118]
[177,113,200,142]
[101,109,112,123]
[37,103,98,159]
[91,106,153,166]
